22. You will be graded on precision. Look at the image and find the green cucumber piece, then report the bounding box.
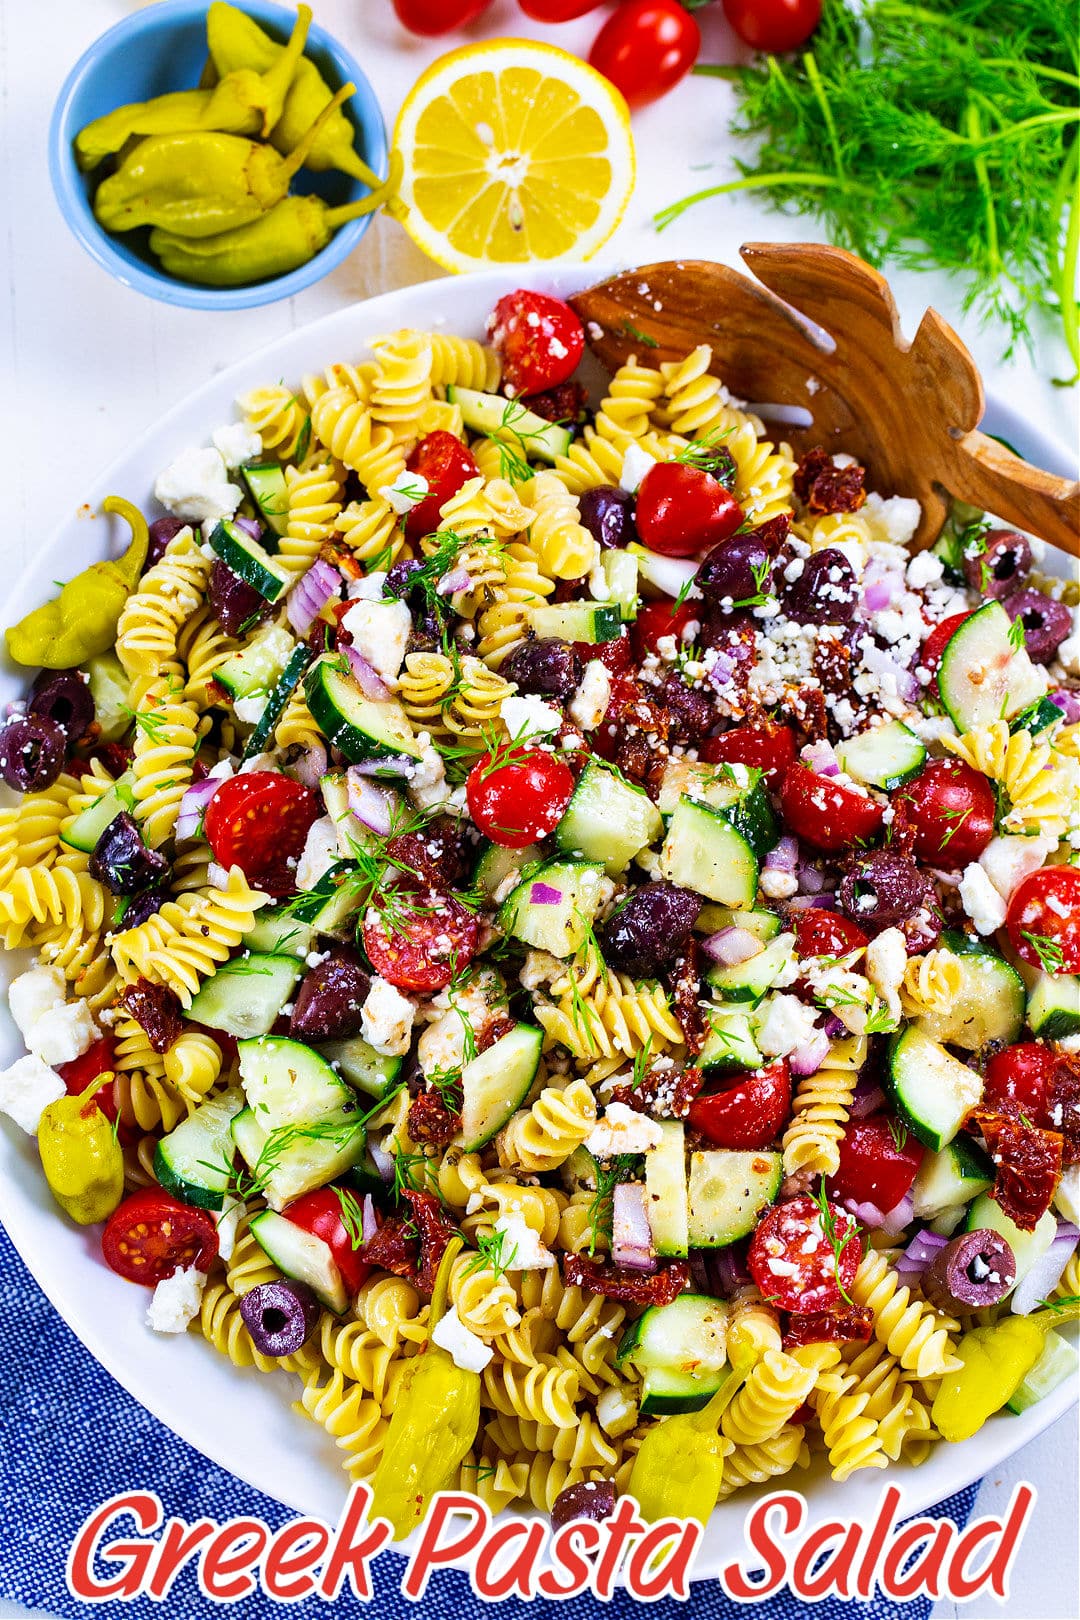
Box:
[207,518,291,602]
[699,1009,763,1073]
[320,1034,402,1101]
[1027,972,1080,1040]
[290,860,367,939]
[555,759,663,875]
[697,905,781,944]
[240,462,289,540]
[473,841,542,900]
[85,653,132,742]
[1006,1330,1078,1413]
[241,643,311,761]
[937,600,1046,730]
[243,906,314,959]
[249,1208,347,1313]
[687,1149,782,1248]
[60,770,136,853]
[618,1294,729,1413]
[1010,696,1065,738]
[706,933,794,1006]
[445,385,571,462]
[214,625,295,701]
[912,931,1024,1050]
[153,1086,245,1212]
[460,1024,544,1151]
[659,795,758,908]
[599,550,639,621]
[966,1193,1057,1289]
[304,656,419,763]
[498,857,607,957]
[911,1135,994,1220]
[528,601,622,643]
[231,1102,366,1208]
[238,1034,352,1128]
[838,719,927,791]
[886,1026,983,1151]
[644,1121,689,1258]
[627,543,699,601]
[188,953,304,1039]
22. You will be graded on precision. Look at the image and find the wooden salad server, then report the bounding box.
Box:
[570,244,1079,558]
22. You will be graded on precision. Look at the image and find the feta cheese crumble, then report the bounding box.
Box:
[212,422,263,470]
[431,1306,493,1372]
[501,693,562,738]
[360,976,417,1057]
[959,862,1007,935]
[493,1211,556,1270]
[0,1054,66,1134]
[569,660,612,731]
[146,1265,207,1335]
[295,815,340,891]
[8,964,98,1066]
[620,442,658,494]
[756,994,821,1058]
[340,598,411,686]
[153,447,242,525]
[378,471,429,515]
[586,1102,664,1158]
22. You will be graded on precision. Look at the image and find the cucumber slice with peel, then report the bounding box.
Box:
[1006,1331,1078,1413]
[214,625,295,701]
[240,463,289,540]
[207,518,291,603]
[617,1294,729,1413]
[241,644,310,761]
[460,1024,544,1151]
[498,857,607,957]
[886,1026,983,1151]
[528,602,622,643]
[304,657,420,763]
[838,719,927,790]
[1026,971,1080,1040]
[706,932,794,1006]
[660,795,759,908]
[644,1121,689,1258]
[912,931,1024,1050]
[153,1086,245,1211]
[687,1149,782,1247]
[555,760,663,875]
[911,1135,993,1220]
[937,600,1046,729]
[249,1208,347,1313]
[188,953,304,1039]
[238,1035,352,1128]
[445,386,571,462]
[60,770,136,853]
[231,1103,366,1209]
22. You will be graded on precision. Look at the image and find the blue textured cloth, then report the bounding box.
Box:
[0,1221,976,1619]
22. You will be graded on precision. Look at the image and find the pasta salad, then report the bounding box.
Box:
[1,283,1079,1536]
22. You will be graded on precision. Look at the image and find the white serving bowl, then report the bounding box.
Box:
[1,264,1076,1575]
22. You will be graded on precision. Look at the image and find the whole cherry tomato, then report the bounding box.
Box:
[102,1188,218,1286]
[635,462,744,558]
[392,0,491,34]
[897,758,997,869]
[487,290,584,397]
[204,772,320,896]
[826,1117,924,1214]
[792,906,869,960]
[919,610,975,677]
[283,1187,372,1295]
[779,763,885,853]
[983,1043,1058,1123]
[362,886,479,994]
[701,721,796,788]
[722,0,821,53]
[1007,866,1080,975]
[519,0,603,16]
[405,432,479,540]
[687,1060,791,1150]
[748,1193,863,1314]
[467,747,575,847]
[57,1036,118,1122]
[589,0,701,109]
[632,599,699,660]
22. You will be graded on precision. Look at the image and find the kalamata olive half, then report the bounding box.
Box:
[148,516,188,566]
[502,638,582,702]
[290,947,371,1043]
[838,850,933,935]
[601,882,702,978]
[579,485,637,551]
[208,558,272,637]
[922,1229,1016,1314]
[384,558,424,601]
[783,548,858,625]
[29,670,95,744]
[1004,589,1072,665]
[551,1478,617,1530]
[695,536,775,611]
[0,714,67,792]
[121,886,169,928]
[89,811,170,895]
[962,528,1032,599]
[240,1278,321,1357]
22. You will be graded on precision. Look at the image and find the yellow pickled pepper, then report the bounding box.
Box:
[37,1076,125,1226]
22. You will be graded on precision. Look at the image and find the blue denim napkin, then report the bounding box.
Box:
[0,1220,976,1620]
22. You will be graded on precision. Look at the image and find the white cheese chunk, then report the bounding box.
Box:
[586,1101,663,1159]
[569,660,612,731]
[212,422,263,470]
[9,966,99,1066]
[407,733,450,810]
[865,927,907,1025]
[378,471,429,515]
[214,1197,244,1263]
[756,994,820,1058]
[8,964,68,1042]
[145,1265,207,1334]
[0,1054,66,1134]
[295,815,341,891]
[231,693,266,726]
[596,1385,639,1438]
[431,1306,493,1371]
[978,834,1057,901]
[759,867,798,901]
[340,598,412,686]
[360,975,417,1057]
[501,693,562,739]
[959,862,1008,935]
[493,1211,556,1270]
[905,550,944,589]
[620,442,658,494]
[154,447,242,525]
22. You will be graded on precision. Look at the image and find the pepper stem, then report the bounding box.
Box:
[324,151,404,229]
[258,5,312,136]
[689,1369,745,1432]
[1032,1299,1080,1330]
[427,1234,464,1334]
[280,82,355,182]
[102,495,149,587]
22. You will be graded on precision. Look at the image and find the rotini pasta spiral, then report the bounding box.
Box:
[849,1250,960,1380]
[481,1359,580,1428]
[716,1425,808,1499]
[523,471,597,581]
[944,721,1071,838]
[163,1030,224,1104]
[177,606,240,708]
[900,949,965,1022]
[450,1252,522,1340]
[280,461,343,572]
[368,331,433,444]
[476,542,555,667]
[354,1275,429,1349]
[274,688,324,754]
[238,383,308,460]
[726,1287,784,1371]
[130,677,200,848]
[782,1067,858,1178]
[116,530,210,678]
[295,1368,388,1478]
[536,959,685,1064]
[310,383,372,472]
[110,866,267,1004]
[497,1079,597,1174]
[721,1349,819,1446]
[334,497,406,567]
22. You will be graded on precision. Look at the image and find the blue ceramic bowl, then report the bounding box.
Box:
[49,0,388,310]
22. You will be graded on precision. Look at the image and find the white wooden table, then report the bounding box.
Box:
[1,2,1077,1616]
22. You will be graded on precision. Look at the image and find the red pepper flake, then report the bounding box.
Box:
[119,979,183,1054]
[794,447,867,514]
[563,1253,690,1305]
[783,1305,874,1349]
[968,1105,1063,1232]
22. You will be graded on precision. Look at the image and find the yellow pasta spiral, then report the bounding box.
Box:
[721,1349,818,1446]
[658,346,760,439]
[398,650,454,740]
[369,331,433,444]
[130,677,200,848]
[354,1274,429,1349]
[475,542,556,667]
[716,1425,808,1499]
[944,721,1071,837]
[498,1079,598,1174]
[596,355,666,443]
[177,607,240,708]
[334,497,406,566]
[310,383,372,472]
[481,1359,580,1428]
[116,530,210,678]
[850,1250,960,1380]
[522,471,597,581]
[295,1368,387,1478]
[274,688,324,754]
[900,949,964,1020]
[0,861,107,962]
[450,1252,521,1340]
[110,866,267,1004]
[424,330,501,393]
[318,1318,415,1409]
[448,657,515,739]
[536,958,685,1063]
[163,1031,224,1104]
[238,383,308,460]
[782,1067,858,1178]
[226,1219,281,1297]
[280,461,343,572]
[727,418,797,525]
[839,1341,933,1463]
[551,428,626,497]
[353,425,408,495]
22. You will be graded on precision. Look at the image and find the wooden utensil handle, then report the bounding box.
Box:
[946,429,1080,561]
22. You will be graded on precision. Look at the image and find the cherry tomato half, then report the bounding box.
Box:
[722,0,821,54]
[701,721,796,789]
[204,772,320,897]
[589,0,701,109]
[919,610,975,677]
[792,906,870,960]
[897,758,997,869]
[405,432,479,540]
[57,1036,118,1122]
[779,763,885,853]
[749,1193,862,1314]
[573,632,634,675]
[632,599,699,661]
[487,290,585,397]
[283,1187,372,1296]
[1007,866,1080,975]
[392,0,491,34]
[363,887,480,994]
[826,1117,923,1214]
[687,1060,791,1150]
[983,1043,1058,1123]
[102,1188,218,1286]
[635,462,744,558]
[466,747,575,847]
[519,0,604,16]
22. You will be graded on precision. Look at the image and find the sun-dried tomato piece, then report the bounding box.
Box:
[403,1188,458,1294]
[119,979,183,1054]
[610,1061,703,1120]
[361,1214,418,1281]
[563,1253,690,1305]
[667,941,707,1057]
[1048,1053,1080,1167]
[386,817,470,891]
[794,448,867,514]
[749,513,792,554]
[520,380,589,428]
[783,1305,874,1349]
[407,1089,462,1149]
[969,1107,1063,1232]
[478,1013,516,1054]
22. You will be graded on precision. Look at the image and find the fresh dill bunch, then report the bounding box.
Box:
[662,0,1079,372]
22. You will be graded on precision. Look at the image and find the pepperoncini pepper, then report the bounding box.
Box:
[75,7,311,171]
[6,496,148,669]
[626,1372,742,1523]
[932,1301,1080,1442]
[149,153,403,286]
[206,0,382,185]
[368,1236,481,1540]
[37,1074,124,1226]
[93,82,353,240]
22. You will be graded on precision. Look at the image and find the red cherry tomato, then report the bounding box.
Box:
[635,462,744,558]
[792,906,870,960]
[632,599,699,661]
[897,758,997,869]
[519,0,603,16]
[589,0,701,109]
[722,0,821,53]
[283,1188,372,1295]
[392,0,491,34]
[102,1188,218,1286]
[203,772,320,897]
[919,610,975,677]
[588,673,641,762]
[984,1043,1058,1123]
[363,887,480,994]
[779,763,885,854]
[466,747,575,848]
[57,1036,118,1122]
[826,1117,924,1214]
[749,1193,863,1313]
[701,722,797,789]
[487,290,584,398]
[405,432,479,541]
[573,633,634,675]
[687,1060,791,1150]
[1007,866,1080,975]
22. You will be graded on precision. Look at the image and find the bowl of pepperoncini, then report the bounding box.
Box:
[49,0,391,309]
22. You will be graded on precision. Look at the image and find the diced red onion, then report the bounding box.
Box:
[343,644,391,700]
[351,754,415,778]
[797,860,831,895]
[233,515,263,542]
[860,643,920,705]
[863,579,894,612]
[1012,1223,1080,1316]
[437,567,472,597]
[1050,690,1080,723]
[290,744,327,789]
[530,882,564,905]
[369,1141,394,1184]
[702,926,763,967]
[789,1029,831,1076]
[879,1191,915,1237]
[361,1194,379,1245]
[788,893,837,911]
[612,1183,656,1271]
[744,401,814,429]
[176,776,221,841]
[895,1227,949,1278]
[802,739,840,776]
[707,652,736,690]
[765,835,799,873]
[287,558,341,637]
[689,1252,712,1293]
[848,1073,886,1117]
[347,768,399,836]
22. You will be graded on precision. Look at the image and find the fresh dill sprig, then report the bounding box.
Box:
[1021,930,1065,974]
[333,1186,368,1250]
[587,1155,640,1257]
[812,1175,860,1305]
[463,1227,519,1281]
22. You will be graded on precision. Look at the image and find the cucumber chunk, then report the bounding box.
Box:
[214,625,295,700]
[498,857,607,957]
[528,602,622,643]
[697,904,781,943]
[627,544,699,601]
[966,1193,1057,1291]
[886,1026,983,1151]
[86,652,133,742]
[238,1035,352,1128]
[599,550,639,621]
[231,1102,366,1208]
[912,931,1024,1050]
[911,1135,994,1220]
[1027,972,1080,1040]
[706,933,795,1006]
[644,1121,689,1258]
[240,462,289,539]
[154,1086,245,1211]
[474,841,542,900]
[660,796,758,908]
[319,1034,402,1101]
[460,1024,544,1151]
[838,719,927,790]
[60,770,136,853]
[554,760,663,875]
[937,600,1046,729]
[1006,1330,1078,1413]
[1010,696,1065,739]
[241,644,311,761]
[290,860,367,939]
[304,656,419,763]
[208,518,291,603]
[445,385,571,462]
[618,1294,729,1413]
[249,1208,347,1313]
[687,1149,782,1247]
[188,953,304,1039]
[699,1009,764,1073]
[243,907,314,959]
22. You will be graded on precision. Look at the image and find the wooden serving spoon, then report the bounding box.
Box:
[570,244,1079,558]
